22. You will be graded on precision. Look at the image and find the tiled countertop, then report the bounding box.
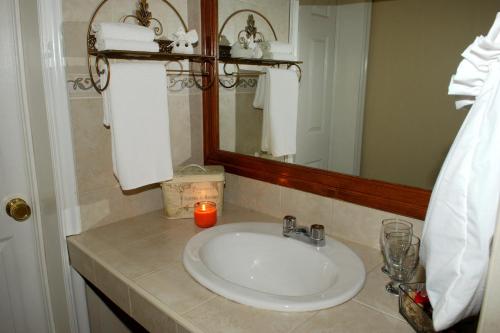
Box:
[67,203,414,333]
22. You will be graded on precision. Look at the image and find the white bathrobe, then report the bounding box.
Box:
[421,13,500,331]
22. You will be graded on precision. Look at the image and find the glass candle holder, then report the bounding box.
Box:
[194,201,217,228]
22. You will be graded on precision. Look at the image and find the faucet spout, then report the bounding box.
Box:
[282,216,325,247]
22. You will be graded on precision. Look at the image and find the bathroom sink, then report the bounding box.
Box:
[183,222,365,311]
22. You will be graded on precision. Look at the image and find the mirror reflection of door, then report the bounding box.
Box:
[296,1,371,175]
[296,4,337,170]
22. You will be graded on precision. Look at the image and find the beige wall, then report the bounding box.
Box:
[63,0,203,232]
[361,0,499,189]
[218,0,290,45]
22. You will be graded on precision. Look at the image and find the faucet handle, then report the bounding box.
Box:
[283,215,297,235]
[310,224,325,241]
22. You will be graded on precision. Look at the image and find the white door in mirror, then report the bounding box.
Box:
[183,222,365,311]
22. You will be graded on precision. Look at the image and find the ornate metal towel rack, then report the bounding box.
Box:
[218,10,303,89]
[87,0,215,93]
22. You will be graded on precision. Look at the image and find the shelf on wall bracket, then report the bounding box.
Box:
[218,56,303,89]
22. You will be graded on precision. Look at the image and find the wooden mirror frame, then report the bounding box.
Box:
[201,0,430,220]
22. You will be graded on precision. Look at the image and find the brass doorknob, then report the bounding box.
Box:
[5,198,31,222]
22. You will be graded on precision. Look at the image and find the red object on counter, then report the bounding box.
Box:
[194,201,217,228]
[414,290,429,305]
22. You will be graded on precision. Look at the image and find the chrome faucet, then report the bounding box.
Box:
[282,215,325,247]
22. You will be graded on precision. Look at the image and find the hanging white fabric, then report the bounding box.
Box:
[421,13,500,331]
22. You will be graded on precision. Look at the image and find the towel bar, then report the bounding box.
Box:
[86,0,215,93]
[219,62,302,89]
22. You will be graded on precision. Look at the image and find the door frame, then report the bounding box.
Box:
[33,0,89,331]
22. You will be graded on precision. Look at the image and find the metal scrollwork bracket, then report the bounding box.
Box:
[219,63,241,89]
[192,59,216,91]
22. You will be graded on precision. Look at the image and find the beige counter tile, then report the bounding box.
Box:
[291,301,413,333]
[67,241,96,285]
[72,210,184,254]
[353,267,402,320]
[134,262,216,315]
[95,232,187,280]
[94,260,131,314]
[335,238,384,273]
[184,297,315,333]
[129,288,178,333]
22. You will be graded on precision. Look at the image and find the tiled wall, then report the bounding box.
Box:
[224,173,424,249]
[219,77,263,154]
[63,0,202,231]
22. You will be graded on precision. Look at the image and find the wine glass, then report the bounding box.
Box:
[379,219,413,274]
[384,233,420,295]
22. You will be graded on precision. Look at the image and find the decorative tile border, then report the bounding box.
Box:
[66,74,203,97]
[67,75,259,97]
[219,77,258,93]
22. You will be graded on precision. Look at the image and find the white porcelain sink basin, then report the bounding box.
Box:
[183,222,365,311]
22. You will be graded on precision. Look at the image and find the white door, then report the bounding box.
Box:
[0,0,51,332]
[295,4,337,169]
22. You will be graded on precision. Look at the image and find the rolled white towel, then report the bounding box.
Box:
[96,39,159,52]
[252,44,263,59]
[262,52,296,61]
[260,41,293,54]
[92,22,155,42]
[230,45,254,58]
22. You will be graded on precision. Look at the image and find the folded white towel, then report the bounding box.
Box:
[230,41,263,59]
[261,68,299,157]
[103,62,173,190]
[96,39,159,52]
[260,41,293,54]
[230,46,254,58]
[262,52,296,61]
[253,74,266,109]
[92,22,155,42]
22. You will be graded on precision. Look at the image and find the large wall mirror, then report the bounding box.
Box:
[203,0,499,219]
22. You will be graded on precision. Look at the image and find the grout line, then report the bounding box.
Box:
[288,311,320,333]
[352,298,406,323]
[131,267,168,282]
[178,294,218,315]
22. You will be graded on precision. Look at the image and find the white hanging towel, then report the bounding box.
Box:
[252,74,266,109]
[92,22,155,42]
[421,13,500,331]
[261,68,299,157]
[103,62,173,190]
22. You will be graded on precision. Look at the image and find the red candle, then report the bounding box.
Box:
[194,201,217,228]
